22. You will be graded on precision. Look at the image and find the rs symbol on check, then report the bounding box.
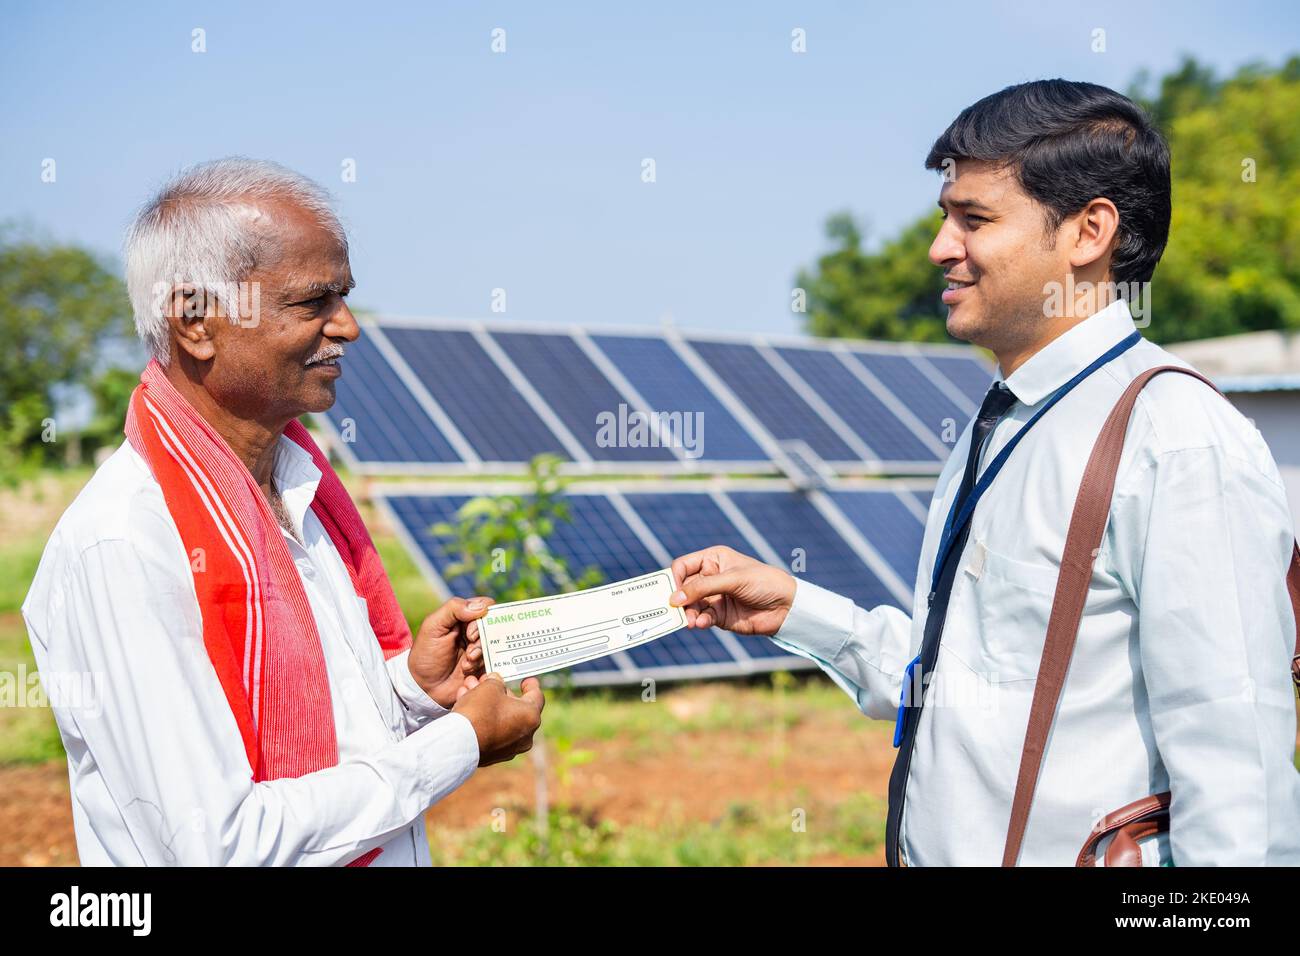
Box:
[623,609,668,626]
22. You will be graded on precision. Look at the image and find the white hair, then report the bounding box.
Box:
[123,157,346,365]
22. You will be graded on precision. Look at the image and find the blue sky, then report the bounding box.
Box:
[3,0,1298,337]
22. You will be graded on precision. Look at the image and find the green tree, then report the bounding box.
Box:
[431,453,603,860]
[798,55,1300,346]
[80,366,142,458]
[797,211,948,343]
[0,227,133,476]
[1127,55,1221,131]
[1135,56,1300,342]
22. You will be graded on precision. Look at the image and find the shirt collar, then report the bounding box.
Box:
[1001,297,1138,407]
[270,433,322,543]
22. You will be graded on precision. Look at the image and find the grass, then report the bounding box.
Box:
[0,468,99,764]
[0,613,65,763]
[0,468,93,612]
[537,673,875,747]
[426,795,887,866]
[0,539,50,615]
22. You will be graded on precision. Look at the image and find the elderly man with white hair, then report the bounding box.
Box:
[22,158,543,866]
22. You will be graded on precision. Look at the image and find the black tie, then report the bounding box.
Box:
[885,380,1018,866]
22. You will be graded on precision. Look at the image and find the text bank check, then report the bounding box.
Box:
[478,569,688,681]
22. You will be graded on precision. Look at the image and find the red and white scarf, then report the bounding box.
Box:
[125,359,412,866]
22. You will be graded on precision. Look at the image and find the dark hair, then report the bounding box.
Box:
[924,79,1171,286]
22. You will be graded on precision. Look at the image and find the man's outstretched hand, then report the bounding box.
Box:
[407,596,493,708]
[669,545,797,637]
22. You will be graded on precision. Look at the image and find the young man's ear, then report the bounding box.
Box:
[1068,197,1120,275]
[165,284,217,362]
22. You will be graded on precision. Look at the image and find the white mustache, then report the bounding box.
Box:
[304,343,345,366]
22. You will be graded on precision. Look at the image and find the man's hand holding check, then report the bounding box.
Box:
[669,546,796,638]
[408,595,545,767]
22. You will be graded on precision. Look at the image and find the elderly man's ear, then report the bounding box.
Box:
[166,285,217,362]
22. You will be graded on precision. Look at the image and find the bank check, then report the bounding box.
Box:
[477,568,688,681]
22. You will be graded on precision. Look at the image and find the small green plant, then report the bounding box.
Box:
[431,453,603,603]
[430,453,605,859]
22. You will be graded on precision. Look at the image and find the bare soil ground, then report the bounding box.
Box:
[0,713,895,867]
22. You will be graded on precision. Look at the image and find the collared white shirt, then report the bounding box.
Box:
[22,435,480,866]
[775,298,1300,865]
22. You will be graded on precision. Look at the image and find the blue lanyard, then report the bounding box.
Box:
[928,330,1142,594]
[891,329,1142,748]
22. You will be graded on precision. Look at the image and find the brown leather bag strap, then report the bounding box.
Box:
[1289,543,1300,687]
[1001,364,1300,866]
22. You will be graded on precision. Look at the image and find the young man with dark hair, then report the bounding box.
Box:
[669,80,1300,866]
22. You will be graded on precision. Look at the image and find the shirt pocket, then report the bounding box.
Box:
[949,537,1063,683]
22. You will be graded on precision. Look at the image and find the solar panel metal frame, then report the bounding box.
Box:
[374,325,579,466]
[833,339,985,457]
[903,346,994,412]
[314,315,993,478]
[585,330,773,466]
[769,342,950,466]
[373,476,935,687]
[312,331,471,474]
[332,317,784,476]
[674,329,994,477]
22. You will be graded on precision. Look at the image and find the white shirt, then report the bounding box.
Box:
[22,434,481,866]
[775,298,1300,866]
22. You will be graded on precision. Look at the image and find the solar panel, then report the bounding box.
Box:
[845,350,968,451]
[384,494,478,596]
[774,346,939,464]
[381,327,570,463]
[324,334,462,465]
[728,490,902,611]
[687,340,858,462]
[317,319,989,478]
[324,316,991,686]
[826,490,926,582]
[926,354,996,405]
[378,482,940,684]
[590,335,769,463]
[623,492,801,661]
[491,332,678,463]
